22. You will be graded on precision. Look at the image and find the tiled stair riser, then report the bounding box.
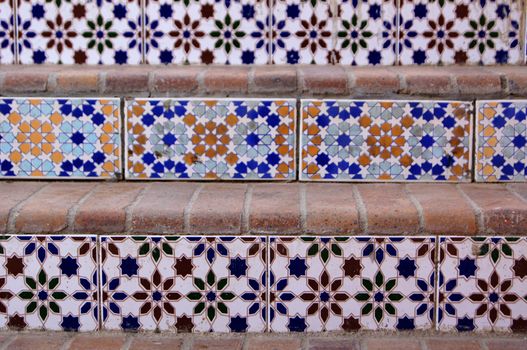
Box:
[0,235,525,333]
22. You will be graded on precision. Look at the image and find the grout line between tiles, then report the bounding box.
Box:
[97,236,104,331]
[184,184,204,234]
[6,184,49,235]
[434,236,441,331]
[266,236,271,333]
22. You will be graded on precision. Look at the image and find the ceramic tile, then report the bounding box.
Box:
[100,236,267,332]
[438,237,527,332]
[269,237,436,332]
[399,0,522,65]
[301,100,472,181]
[1,236,99,331]
[0,0,15,64]
[476,100,527,182]
[144,0,269,64]
[17,0,142,64]
[126,98,296,180]
[0,98,121,179]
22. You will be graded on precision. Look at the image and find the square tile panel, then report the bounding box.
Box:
[100,236,267,332]
[17,0,142,64]
[1,236,99,331]
[399,0,522,65]
[0,98,121,179]
[0,0,15,64]
[301,100,472,181]
[269,237,436,332]
[144,0,269,64]
[476,100,527,182]
[438,237,527,332]
[126,98,296,180]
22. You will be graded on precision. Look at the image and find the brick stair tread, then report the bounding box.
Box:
[1,65,526,98]
[2,181,527,236]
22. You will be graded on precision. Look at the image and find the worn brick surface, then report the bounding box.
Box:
[300,66,348,95]
[460,184,527,235]
[451,67,502,96]
[203,67,249,93]
[485,339,527,350]
[426,339,481,350]
[74,183,144,233]
[189,183,246,234]
[15,182,96,234]
[192,338,243,350]
[406,183,477,235]
[104,68,150,93]
[55,69,100,93]
[151,67,201,94]
[6,334,69,350]
[129,336,184,350]
[0,182,44,234]
[249,184,301,234]
[363,338,421,350]
[350,67,400,96]
[2,68,51,93]
[399,66,456,96]
[357,184,420,235]
[68,335,126,350]
[304,183,360,235]
[130,183,199,234]
[495,66,527,95]
[246,337,302,350]
[308,338,358,350]
[251,66,297,93]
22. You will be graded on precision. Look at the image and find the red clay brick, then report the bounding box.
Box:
[3,68,51,93]
[151,67,202,93]
[192,338,243,350]
[350,67,400,96]
[246,337,302,350]
[357,184,420,235]
[305,183,360,235]
[300,66,348,95]
[451,67,503,96]
[105,68,150,93]
[251,66,297,93]
[0,182,45,234]
[406,183,477,235]
[250,183,301,234]
[189,183,246,234]
[129,336,184,350]
[426,339,481,350]
[494,66,527,96]
[15,183,96,234]
[507,183,527,201]
[68,335,127,350]
[74,183,144,233]
[130,182,199,234]
[7,334,69,350]
[460,184,527,235]
[363,338,421,350]
[55,69,99,93]
[308,338,358,350]
[203,67,249,93]
[399,66,456,96]
[485,339,527,350]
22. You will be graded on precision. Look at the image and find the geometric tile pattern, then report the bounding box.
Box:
[0,0,15,64]
[0,236,99,331]
[144,0,269,64]
[100,236,267,332]
[438,237,527,332]
[126,99,296,180]
[17,0,142,64]
[301,100,472,181]
[399,0,523,65]
[269,237,436,332]
[476,100,527,182]
[0,98,121,179]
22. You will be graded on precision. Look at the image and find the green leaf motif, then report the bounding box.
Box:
[187,292,202,301]
[374,306,383,323]
[25,277,37,290]
[152,247,160,262]
[194,302,205,314]
[375,271,384,288]
[207,305,216,321]
[220,292,235,301]
[162,243,173,255]
[217,302,228,314]
[49,301,60,313]
[52,292,67,300]
[307,244,319,256]
[139,243,150,255]
[39,305,48,321]
[48,277,59,290]
[217,278,228,291]
[361,302,373,315]
[38,270,47,286]
[194,278,205,291]
[26,301,37,313]
[207,270,215,286]
[19,291,34,300]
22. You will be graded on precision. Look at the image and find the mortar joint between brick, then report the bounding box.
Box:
[147,70,155,98]
[397,71,407,94]
[300,183,307,233]
[58,334,75,350]
[352,185,368,234]
[451,74,461,96]
[184,184,204,234]
[247,67,256,94]
[404,184,425,234]
[67,183,101,233]
[419,339,429,350]
[6,184,49,235]
[499,74,510,96]
[456,184,485,235]
[241,184,253,234]
[347,69,357,95]
[180,336,192,350]
[121,334,134,350]
[196,67,207,95]
[506,184,527,204]
[99,71,107,94]
[47,72,57,93]
[0,335,17,350]
[124,183,151,233]
[479,338,490,350]
[297,67,306,94]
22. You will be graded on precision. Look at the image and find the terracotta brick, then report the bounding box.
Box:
[363,338,421,350]
[15,183,96,234]
[129,336,184,350]
[350,67,400,96]
[246,337,302,350]
[308,338,358,350]
[151,67,202,94]
[305,183,360,234]
[203,67,249,93]
[451,67,503,96]
[406,183,477,235]
[105,68,150,93]
[507,183,527,201]
[130,182,199,234]
[494,66,527,96]
[426,339,481,350]
[300,66,348,95]
[55,69,99,93]
[251,66,297,93]
[0,182,45,233]
[399,66,456,96]
[460,184,527,235]
[357,184,419,235]
[68,335,127,350]
[189,183,246,234]
[7,334,69,350]
[485,339,527,350]
[3,68,50,93]
[249,184,301,234]
[192,338,243,350]
[74,183,144,233]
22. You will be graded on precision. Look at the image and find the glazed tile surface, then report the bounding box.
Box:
[100,236,267,332]
[0,98,121,179]
[269,237,436,332]
[144,0,269,64]
[399,0,522,65]
[476,100,527,182]
[17,0,142,64]
[0,0,15,64]
[1,236,99,331]
[301,100,472,181]
[126,99,296,180]
[438,237,527,332]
